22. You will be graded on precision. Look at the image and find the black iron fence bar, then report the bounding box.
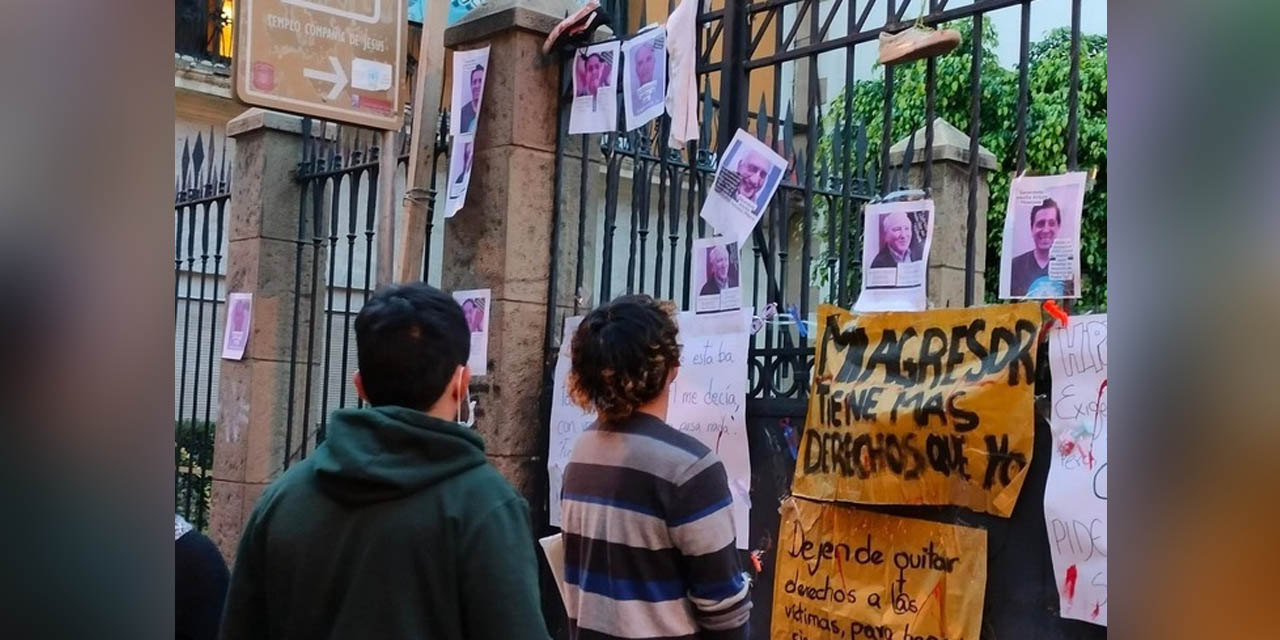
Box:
[1015,0,1031,173]
[963,13,984,306]
[186,197,212,520]
[574,133,590,314]
[177,204,198,491]
[636,135,654,293]
[779,0,816,55]
[197,196,226,529]
[299,143,331,462]
[743,0,1029,69]
[653,120,671,298]
[626,135,642,294]
[543,58,570,361]
[879,0,897,195]
[923,53,938,190]
[799,0,820,321]
[746,1,778,59]
[838,0,856,307]
[339,168,364,414]
[818,0,847,44]
[359,158,378,411]
[1066,0,1081,170]
[283,118,317,471]
[717,0,745,154]
[176,192,234,208]
[318,158,342,445]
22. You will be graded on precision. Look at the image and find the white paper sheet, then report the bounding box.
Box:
[621,26,667,131]
[1045,313,1108,626]
[854,199,935,312]
[691,237,743,314]
[444,137,475,218]
[999,172,1086,299]
[568,41,621,135]
[450,46,491,137]
[698,129,788,244]
[547,310,753,548]
[221,293,252,361]
[452,288,491,376]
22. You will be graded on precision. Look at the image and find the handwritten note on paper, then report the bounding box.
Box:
[793,303,1042,517]
[1045,314,1107,626]
[548,315,591,526]
[666,309,752,545]
[770,497,987,640]
[547,310,753,548]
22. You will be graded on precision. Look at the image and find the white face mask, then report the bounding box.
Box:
[455,375,477,428]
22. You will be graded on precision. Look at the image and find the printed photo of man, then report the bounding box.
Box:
[450,141,473,198]
[574,51,597,98]
[733,150,770,207]
[699,243,738,296]
[461,298,485,333]
[458,64,485,134]
[870,210,924,268]
[629,39,660,111]
[1010,197,1074,296]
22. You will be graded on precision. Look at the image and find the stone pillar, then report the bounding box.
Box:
[888,117,998,307]
[441,0,582,521]
[209,109,324,561]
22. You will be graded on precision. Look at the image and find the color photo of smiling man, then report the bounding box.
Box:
[999,172,1087,299]
[855,199,935,312]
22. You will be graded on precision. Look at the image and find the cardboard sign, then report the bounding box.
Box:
[771,497,987,640]
[1045,314,1107,625]
[794,303,1041,517]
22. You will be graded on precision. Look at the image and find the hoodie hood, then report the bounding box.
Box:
[312,405,488,505]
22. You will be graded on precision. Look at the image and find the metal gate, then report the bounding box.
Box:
[544,0,1103,637]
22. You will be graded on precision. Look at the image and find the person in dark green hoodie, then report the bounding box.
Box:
[219,283,550,640]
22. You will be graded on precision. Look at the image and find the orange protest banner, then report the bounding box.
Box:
[771,497,987,640]
[793,303,1041,516]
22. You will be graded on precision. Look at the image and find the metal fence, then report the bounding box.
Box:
[545,0,1090,405]
[545,1,1099,638]
[276,112,451,468]
[174,130,230,528]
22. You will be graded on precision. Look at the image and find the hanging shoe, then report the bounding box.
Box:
[542,2,614,55]
[877,24,961,66]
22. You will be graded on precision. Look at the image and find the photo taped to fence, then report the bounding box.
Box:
[569,40,620,135]
[855,199,936,312]
[699,128,788,244]
[691,237,742,314]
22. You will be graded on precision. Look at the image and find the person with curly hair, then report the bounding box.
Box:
[560,295,752,640]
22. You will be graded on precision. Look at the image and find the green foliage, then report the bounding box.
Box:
[176,420,214,525]
[816,20,1107,310]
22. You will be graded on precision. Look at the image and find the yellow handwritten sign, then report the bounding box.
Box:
[794,303,1041,516]
[771,497,987,640]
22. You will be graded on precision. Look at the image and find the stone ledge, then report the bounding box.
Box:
[888,117,998,170]
[444,0,584,46]
[228,108,305,137]
[227,108,345,140]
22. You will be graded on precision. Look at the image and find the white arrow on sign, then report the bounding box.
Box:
[303,56,348,101]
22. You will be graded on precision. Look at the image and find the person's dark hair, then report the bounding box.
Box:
[354,283,469,410]
[471,65,484,79]
[568,295,681,423]
[1029,198,1061,227]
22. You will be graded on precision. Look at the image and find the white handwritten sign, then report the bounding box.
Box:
[1045,313,1107,626]
[547,310,752,548]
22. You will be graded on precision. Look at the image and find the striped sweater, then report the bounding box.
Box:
[560,413,751,640]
